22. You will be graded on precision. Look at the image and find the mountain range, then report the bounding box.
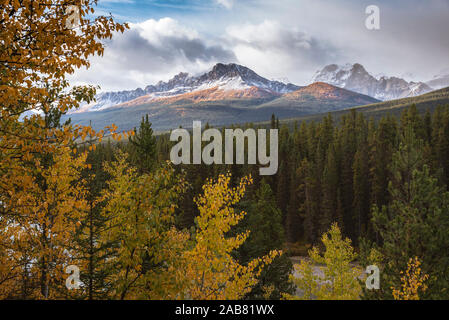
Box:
[66,63,378,131]
[276,86,449,128]
[312,63,434,101]
[65,63,448,132]
[73,63,300,114]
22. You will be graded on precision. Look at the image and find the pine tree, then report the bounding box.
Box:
[237,181,295,300]
[432,108,449,186]
[303,159,321,244]
[129,115,157,173]
[276,125,291,223]
[286,170,302,243]
[320,143,340,235]
[371,129,449,299]
[338,111,357,240]
[369,116,397,217]
[352,145,371,242]
[73,135,115,300]
[270,114,276,129]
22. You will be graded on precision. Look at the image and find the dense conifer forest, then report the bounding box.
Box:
[72,104,449,300]
[2,0,448,301]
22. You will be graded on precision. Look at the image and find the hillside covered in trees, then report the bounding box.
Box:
[1,0,449,301]
[70,103,449,300]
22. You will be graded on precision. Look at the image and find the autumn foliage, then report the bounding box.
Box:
[183,174,279,299]
[392,257,429,300]
[3,0,448,302]
[286,223,362,300]
[0,0,280,300]
[0,0,127,299]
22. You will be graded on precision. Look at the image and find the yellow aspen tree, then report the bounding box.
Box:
[0,0,127,297]
[287,223,362,300]
[100,151,189,300]
[183,173,279,300]
[1,145,90,299]
[0,217,19,299]
[392,257,429,300]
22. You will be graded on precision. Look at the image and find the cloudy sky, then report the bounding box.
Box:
[71,0,449,92]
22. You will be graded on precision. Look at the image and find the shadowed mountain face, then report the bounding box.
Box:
[276,86,449,127]
[283,82,377,103]
[65,64,379,132]
[255,82,379,117]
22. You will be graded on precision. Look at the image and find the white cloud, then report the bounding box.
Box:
[71,0,449,92]
[226,20,337,84]
[215,0,234,9]
[70,18,235,91]
[227,20,312,51]
[70,17,337,91]
[243,0,449,82]
[131,18,199,43]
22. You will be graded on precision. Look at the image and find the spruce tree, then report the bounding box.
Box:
[371,129,449,299]
[129,115,157,173]
[352,145,371,242]
[320,143,340,235]
[237,181,295,300]
[74,138,114,299]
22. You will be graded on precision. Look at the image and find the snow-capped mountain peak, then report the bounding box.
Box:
[74,63,300,113]
[312,63,433,101]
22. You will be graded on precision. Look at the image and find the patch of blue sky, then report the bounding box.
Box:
[95,0,224,23]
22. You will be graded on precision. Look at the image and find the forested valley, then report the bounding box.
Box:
[53,104,449,300]
[2,0,449,301]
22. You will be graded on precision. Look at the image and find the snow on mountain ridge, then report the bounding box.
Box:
[312,63,433,101]
[73,63,300,114]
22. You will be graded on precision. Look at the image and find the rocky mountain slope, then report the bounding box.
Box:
[312,63,433,101]
[259,82,378,114]
[275,86,449,128]
[66,62,446,132]
[73,63,300,113]
[65,81,379,132]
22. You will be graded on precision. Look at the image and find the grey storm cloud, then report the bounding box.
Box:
[72,0,449,91]
[224,20,340,83]
[259,0,449,80]
[105,27,236,73]
[70,18,238,91]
